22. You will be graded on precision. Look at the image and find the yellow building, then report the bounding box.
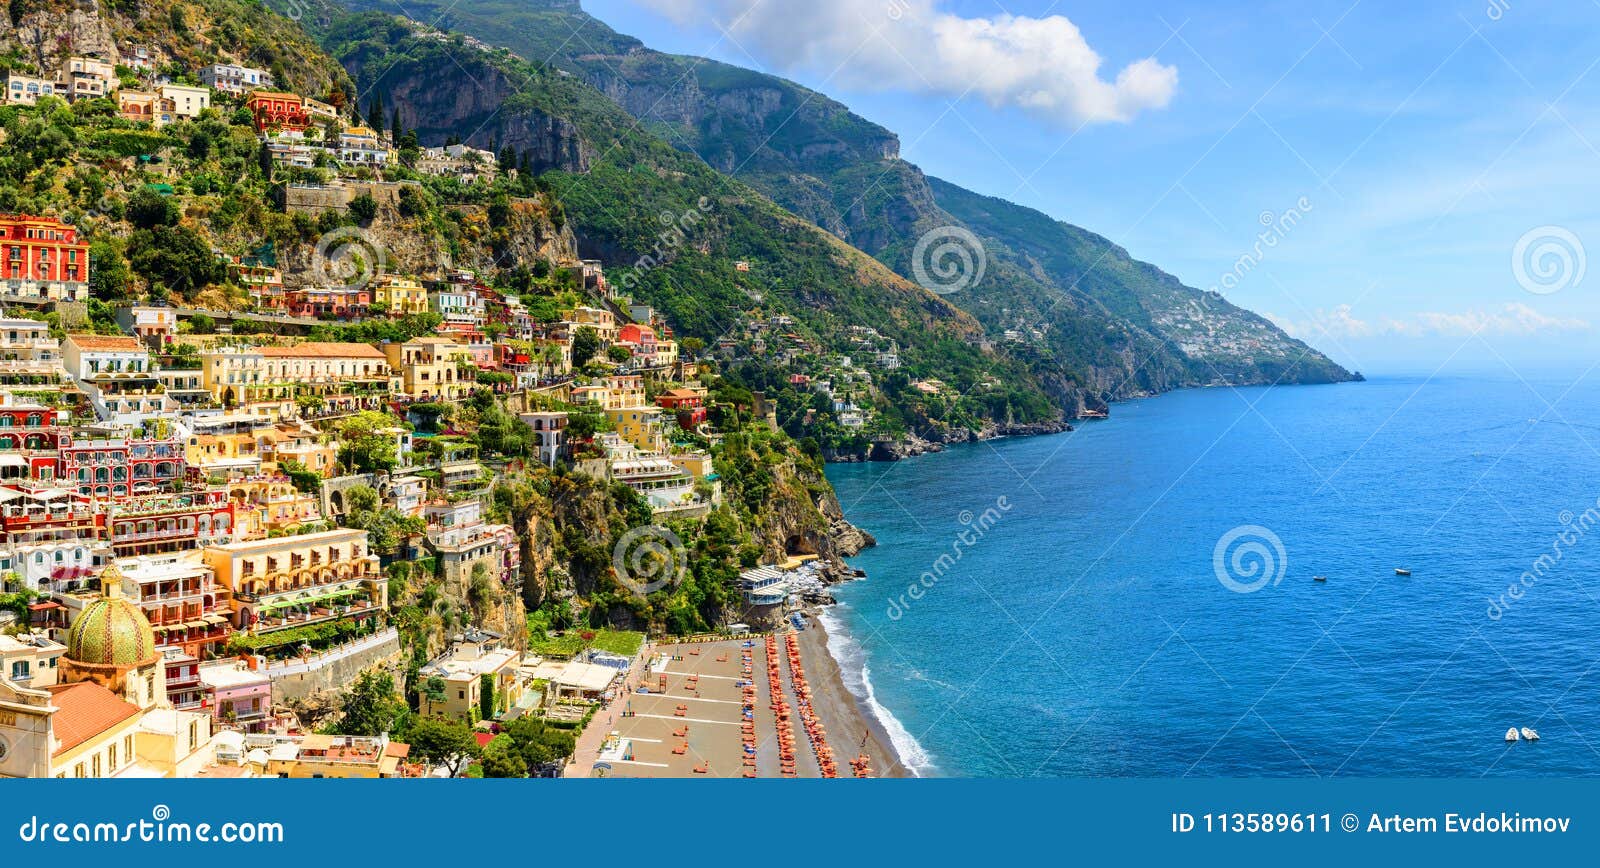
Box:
[383,337,475,401]
[263,733,412,778]
[417,637,525,723]
[605,405,667,453]
[202,528,387,637]
[200,343,394,419]
[372,275,429,316]
[0,568,215,778]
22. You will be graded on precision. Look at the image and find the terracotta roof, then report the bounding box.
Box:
[259,343,387,360]
[67,334,143,352]
[384,742,411,759]
[47,682,141,756]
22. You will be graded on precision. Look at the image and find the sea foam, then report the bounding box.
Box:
[817,604,937,777]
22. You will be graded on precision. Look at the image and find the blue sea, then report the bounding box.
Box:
[823,374,1600,777]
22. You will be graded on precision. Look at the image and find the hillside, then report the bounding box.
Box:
[302,10,1063,436]
[328,0,1355,398]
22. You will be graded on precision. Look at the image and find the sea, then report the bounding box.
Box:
[822,374,1600,777]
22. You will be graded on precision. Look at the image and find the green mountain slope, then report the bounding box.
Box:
[327,0,1354,400]
[307,11,1061,431]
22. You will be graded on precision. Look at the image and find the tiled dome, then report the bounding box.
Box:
[64,566,157,669]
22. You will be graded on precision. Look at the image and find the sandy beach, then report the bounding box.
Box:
[565,621,907,778]
[795,611,910,778]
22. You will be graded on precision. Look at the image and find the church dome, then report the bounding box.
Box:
[64,566,157,669]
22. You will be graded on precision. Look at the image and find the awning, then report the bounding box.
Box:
[184,620,208,630]
[202,614,228,625]
[0,454,28,468]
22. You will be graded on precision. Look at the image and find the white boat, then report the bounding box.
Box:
[1505,727,1520,742]
[1521,727,1540,741]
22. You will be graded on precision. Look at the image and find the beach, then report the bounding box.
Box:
[564,623,907,778]
[795,611,910,778]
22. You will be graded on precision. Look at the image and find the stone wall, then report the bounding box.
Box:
[266,627,402,703]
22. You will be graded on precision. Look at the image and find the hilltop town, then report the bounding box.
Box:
[0,32,876,779]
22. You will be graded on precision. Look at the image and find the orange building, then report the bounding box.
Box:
[0,214,90,302]
[244,91,311,134]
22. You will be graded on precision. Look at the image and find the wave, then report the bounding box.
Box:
[816,605,938,777]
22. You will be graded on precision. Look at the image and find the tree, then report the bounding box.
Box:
[126,188,178,229]
[127,225,224,297]
[188,313,215,334]
[87,239,131,300]
[680,336,705,357]
[571,326,600,368]
[479,734,526,778]
[336,411,401,473]
[404,718,479,777]
[331,671,408,736]
[348,193,378,222]
[367,91,385,134]
[478,672,495,721]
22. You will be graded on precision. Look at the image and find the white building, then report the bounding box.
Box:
[159,84,211,119]
[198,64,274,95]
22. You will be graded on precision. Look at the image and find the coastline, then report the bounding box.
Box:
[797,607,920,778]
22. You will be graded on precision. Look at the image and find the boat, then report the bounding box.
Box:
[1505,727,1520,742]
[1394,568,1411,576]
[1522,727,1540,741]
[1313,575,1327,582]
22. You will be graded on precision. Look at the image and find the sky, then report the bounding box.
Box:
[580,0,1600,376]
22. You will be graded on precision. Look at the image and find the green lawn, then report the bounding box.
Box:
[526,628,644,658]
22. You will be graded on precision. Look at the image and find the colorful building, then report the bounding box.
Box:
[0,215,90,302]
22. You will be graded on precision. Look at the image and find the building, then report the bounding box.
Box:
[0,488,110,592]
[0,570,217,778]
[371,274,429,316]
[60,56,117,102]
[198,63,274,95]
[0,630,63,688]
[59,422,188,498]
[244,91,311,134]
[114,553,233,658]
[0,214,90,302]
[417,630,525,723]
[423,497,519,586]
[114,305,179,348]
[159,83,211,119]
[4,73,60,106]
[200,343,394,419]
[519,411,567,467]
[262,732,412,778]
[198,661,271,733]
[0,394,65,483]
[383,337,475,401]
[106,489,235,558]
[0,318,65,386]
[657,388,707,428]
[117,90,176,127]
[201,528,387,643]
[338,126,390,166]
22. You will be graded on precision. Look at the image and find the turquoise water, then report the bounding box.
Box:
[823,375,1600,777]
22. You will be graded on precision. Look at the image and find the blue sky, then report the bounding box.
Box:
[582,0,1600,375]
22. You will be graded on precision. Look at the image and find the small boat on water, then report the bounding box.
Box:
[1313,575,1327,582]
[1395,568,1411,576]
[1505,727,1520,742]
[1522,727,1540,741]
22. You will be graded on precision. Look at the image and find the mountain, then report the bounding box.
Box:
[327,0,1355,403]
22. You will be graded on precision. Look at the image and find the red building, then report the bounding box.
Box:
[657,388,707,428]
[0,214,90,301]
[617,323,658,356]
[0,400,64,483]
[283,286,371,319]
[244,91,311,134]
[59,427,187,498]
[107,489,235,558]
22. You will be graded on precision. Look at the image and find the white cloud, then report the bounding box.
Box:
[1269,303,1590,341]
[635,0,1177,124]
